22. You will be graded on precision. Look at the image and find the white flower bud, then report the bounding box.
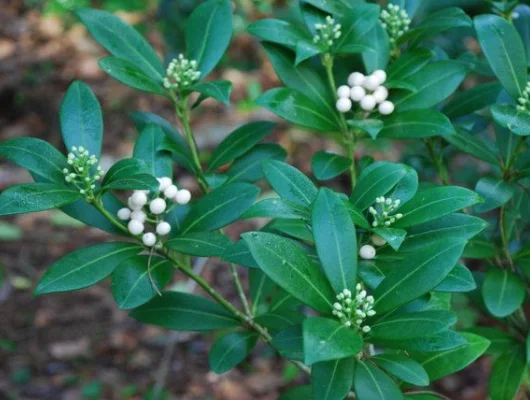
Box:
[372,70,387,85]
[396,213,403,219]
[149,198,167,215]
[359,244,376,260]
[156,221,171,235]
[128,196,143,211]
[142,232,157,247]
[337,85,351,98]
[348,72,365,86]
[363,75,380,91]
[360,95,376,111]
[131,191,148,208]
[175,189,191,205]
[350,86,366,102]
[379,101,395,115]
[128,219,144,235]
[336,97,352,113]
[117,208,132,220]
[372,86,389,103]
[131,210,147,222]
[157,177,172,192]
[344,321,352,327]
[367,310,376,316]
[333,303,342,311]
[372,234,387,246]
[362,326,371,333]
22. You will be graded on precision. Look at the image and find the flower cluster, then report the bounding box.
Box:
[332,284,376,333]
[163,54,201,91]
[368,196,403,228]
[516,82,530,114]
[380,4,411,45]
[336,70,395,115]
[63,146,104,199]
[117,177,191,247]
[313,16,342,48]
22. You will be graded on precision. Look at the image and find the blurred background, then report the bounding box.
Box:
[0,0,491,399]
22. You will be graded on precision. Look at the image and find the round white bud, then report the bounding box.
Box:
[372,86,389,103]
[128,219,144,235]
[175,189,192,205]
[157,177,172,192]
[372,70,387,85]
[131,191,148,208]
[350,86,366,102]
[164,185,178,199]
[117,208,131,220]
[348,72,365,86]
[360,95,376,111]
[156,221,171,236]
[142,232,157,247]
[363,75,380,91]
[359,244,376,260]
[128,196,143,211]
[337,85,351,98]
[378,101,395,115]
[371,234,387,247]
[149,198,167,215]
[131,210,147,222]
[336,98,352,113]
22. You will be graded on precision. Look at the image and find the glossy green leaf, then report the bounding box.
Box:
[243,198,309,220]
[375,330,468,353]
[445,127,500,165]
[111,255,172,309]
[372,354,429,387]
[221,240,258,268]
[311,151,351,181]
[279,385,313,400]
[192,80,232,105]
[343,200,370,229]
[181,183,260,233]
[248,19,310,49]
[263,160,318,206]
[303,317,363,365]
[255,310,304,333]
[491,104,530,136]
[347,119,384,139]
[264,218,314,243]
[226,144,287,183]
[133,124,173,177]
[35,242,142,295]
[463,237,499,259]
[131,291,240,331]
[387,49,434,81]
[130,111,188,152]
[473,177,514,213]
[379,110,455,139]
[363,23,390,72]
[353,361,403,400]
[482,269,525,318]
[312,358,355,400]
[208,331,258,374]
[249,269,275,315]
[271,325,304,361]
[166,232,232,257]
[76,8,164,80]
[243,232,334,313]
[186,0,233,78]
[335,4,380,53]
[443,82,502,119]
[489,347,526,400]
[514,5,530,67]
[434,264,476,292]
[60,81,103,158]
[312,188,357,293]
[474,14,527,98]
[372,227,406,251]
[0,183,83,216]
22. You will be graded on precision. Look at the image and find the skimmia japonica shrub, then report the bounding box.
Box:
[2,0,530,398]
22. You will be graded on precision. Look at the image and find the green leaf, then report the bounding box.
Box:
[256,88,340,132]
[130,112,188,152]
[98,57,167,96]
[335,4,380,53]
[249,269,276,314]
[0,138,68,183]
[394,61,468,111]
[111,255,172,309]
[393,186,482,228]
[372,228,406,251]
[344,200,370,229]
[311,152,351,180]
[444,127,500,165]
[353,361,404,400]
[226,144,287,183]
[61,193,124,234]
[362,23,390,72]
[312,358,355,400]
[166,232,232,257]
[491,104,530,136]
[474,14,527,98]
[263,160,318,206]
[243,232,335,313]
[374,330,467,353]
[312,188,357,293]
[248,19,310,49]
[411,332,490,380]
[371,354,429,387]
[303,317,363,365]
[243,198,309,220]
[482,269,525,318]
[221,240,259,268]
[473,177,514,213]
[208,331,258,374]
[279,386,313,400]
[347,119,384,139]
[271,325,304,361]
[386,49,434,81]
[131,291,240,331]
[60,81,103,158]
[0,183,83,216]
[133,124,173,178]
[464,237,499,259]
[102,170,159,192]
[374,241,466,313]
[370,311,456,340]
[186,0,233,78]
[264,218,314,243]
[489,347,526,400]
[181,183,260,233]
[434,264,476,293]
[76,8,163,81]
[35,242,142,295]
[192,80,232,106]
[443,82,502,119]
[378,110,455,139]
[514,5,530,67]
[255,310,304,333]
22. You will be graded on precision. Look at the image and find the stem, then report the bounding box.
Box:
[425,139,450,185]
[499,205,515,271]
[230,262,252,316]
[91,198,129,234]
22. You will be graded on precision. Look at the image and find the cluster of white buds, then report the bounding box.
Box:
[380,4,411,45]
[163,54,201,91]
[331,284,376,333]
[336,70,395,115]
[63,146,104,199]
[313,16,342,48]
[516,82,530,114]
[117,177,192,247]
[368,196,403,228]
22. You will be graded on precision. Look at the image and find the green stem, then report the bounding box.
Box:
[499,205,515,271]
[91,198,129,234]
[425,139,450,185]
[230,262,252,316]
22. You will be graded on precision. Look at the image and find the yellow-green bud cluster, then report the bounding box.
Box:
[368,196,403,227]
[332,284,376,333]
[163,54,201,91]
[516,82,530,114]
[63,146,104,199]
[380,4,411,44]
[313,16,342,48]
